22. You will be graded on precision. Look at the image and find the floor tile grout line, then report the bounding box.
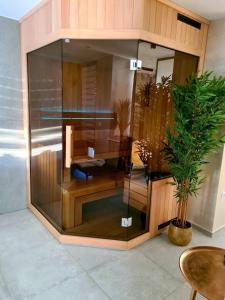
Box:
[161,284,183,300]
[87,250,140,273]
[0,239,87,299]
[161,282,194,300]
[135,248,184,298]
[0,238,59,262]
[63,244,138,273]
[0,209,34,227]
[86,250,181,300]
[23,270,112,300]
[85,271,112,300]
[62,246,89,273]
[6,271,86,300]
[0,267,14,300]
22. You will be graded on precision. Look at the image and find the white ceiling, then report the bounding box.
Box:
[0,0,225,21]
[172,0,225,20]
[0,0,42,20]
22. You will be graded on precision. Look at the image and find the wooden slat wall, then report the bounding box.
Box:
[21,0,209,62]
[31,151,62,224]
[63,61,82,110]
[21,0,57,52]
[149,177,177,237]
[60,0,208,55]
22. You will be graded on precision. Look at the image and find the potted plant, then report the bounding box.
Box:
[163,72,225,246]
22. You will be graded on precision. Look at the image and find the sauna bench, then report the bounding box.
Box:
[124,173,177,237]
[123,174,149,213]
[62,172,124,229]
[71,139,131,163]
[123,172,171,213]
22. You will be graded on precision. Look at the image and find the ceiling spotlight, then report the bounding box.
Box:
[65,38,70,43]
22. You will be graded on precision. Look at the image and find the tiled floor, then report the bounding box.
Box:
[0,209,224,300]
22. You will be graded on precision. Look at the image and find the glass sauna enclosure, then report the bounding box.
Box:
[28,39,198,241]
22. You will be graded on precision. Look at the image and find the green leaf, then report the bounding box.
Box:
[162,72,225,225]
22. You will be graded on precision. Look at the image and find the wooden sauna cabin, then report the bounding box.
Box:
[22,0,209,249]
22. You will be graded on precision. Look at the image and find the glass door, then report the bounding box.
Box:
[62,39,138,240]
[127,40,174,239]
[128,40,199,240]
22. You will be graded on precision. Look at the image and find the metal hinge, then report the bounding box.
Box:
[130,59,142,71]
[121,217,132,227]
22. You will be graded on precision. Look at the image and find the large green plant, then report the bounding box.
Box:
[163,72,225,228]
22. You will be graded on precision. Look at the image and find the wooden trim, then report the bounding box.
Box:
[65,125,72,168]
[127,232,151,248]
[158,0,209,24]
[29,203,61,240]
[142,66,154,72]
[21,32,31,206]
[20,0,209,63]
[140,30,201,57]
[29,203,151,249]
[20,0,50,22]
[60,235,129,250]
[21,31,59,54]
[20,0,209,26]
[156,56,175,80]
[149,177,177,237]
[22,28,203,57]
[51,0,62,32]
[197,23,209,74]
[59,29,202,56]
[156,56,175,62]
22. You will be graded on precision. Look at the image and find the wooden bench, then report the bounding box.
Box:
[62,172,123,229]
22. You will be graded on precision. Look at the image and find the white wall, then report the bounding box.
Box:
[0,17,27,214]
[204,18,225,76]
[188,18,225,233]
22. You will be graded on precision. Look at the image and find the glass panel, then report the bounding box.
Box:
[62,39,138,240]
[27,38,198,241]
[173,51,199,84]
[28,40,63,229]
[129,42,175,240]
[133,41,175,174]
[130,41,198,240]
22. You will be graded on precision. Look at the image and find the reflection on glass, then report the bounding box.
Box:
[129,42,198,240]
[132,41,198,176]
[28,40,63,229]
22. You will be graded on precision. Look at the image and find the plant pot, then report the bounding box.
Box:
[168,220,192,246]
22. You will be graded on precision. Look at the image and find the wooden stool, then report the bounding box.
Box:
[179,246,225,300]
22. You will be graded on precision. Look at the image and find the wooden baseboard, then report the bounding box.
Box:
[29,204,150,250]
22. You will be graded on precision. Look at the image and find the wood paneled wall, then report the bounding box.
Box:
[31,151,62,225]
[173,51,199,84]
[21,0,209,65]
[63,61,82,110]
[149,177,177,237]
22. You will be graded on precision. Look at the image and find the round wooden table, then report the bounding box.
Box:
[179,246,225,300]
